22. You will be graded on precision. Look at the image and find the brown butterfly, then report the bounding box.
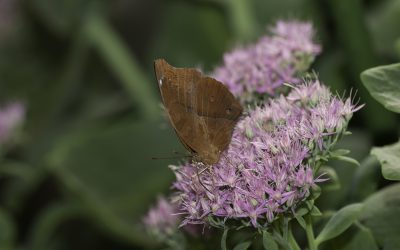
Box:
[154,59,243,165]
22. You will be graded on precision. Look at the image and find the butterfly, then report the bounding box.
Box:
[154,59,243,165]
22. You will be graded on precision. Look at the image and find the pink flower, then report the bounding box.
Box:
[213,21,321,102]
[143,197,179,237]
[0,102,25,145]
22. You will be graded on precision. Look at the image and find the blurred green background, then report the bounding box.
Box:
[0,0,399,249]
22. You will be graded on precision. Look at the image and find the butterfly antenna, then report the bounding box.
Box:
[172,150,193,157]
[151,155,191,160]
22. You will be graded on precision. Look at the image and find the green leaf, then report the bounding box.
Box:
[318,130,371,217]
[361,183,400,249]
[310,206,322,217]
[47,119,183,246]
[350,156,380,201]
[262,230,278,250]
[28,203,87,250]
[341,224,378,250]
[295,206,310,217]
[233,241,252,250]
[305,200,314,210]
[360,63,400,113]
[319,166,340,191]
[271,231,291,250]
[315,203,363,246]
[331,155,360,166]
[221,228,229,250]
[295,214,306,230]
[371,139,400,180]
[310,185,321,200]
[288,228,301,250]
[330,149,350,157]
[0,209,16,250]
[321,223,379,250]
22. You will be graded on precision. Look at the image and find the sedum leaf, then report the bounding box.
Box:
[341,224,378,250]
[319,166,340,191]
[360,63,400,113]
[330,149,350,157]
[233,241,252,250]
[350,156,380,201]
[295,214,306,230]
[361,183,400,249]
[310,206,322,217]
[371,139,400,180]
[315,203,363,246]
[262,230,278,250]
[331,155,360,166]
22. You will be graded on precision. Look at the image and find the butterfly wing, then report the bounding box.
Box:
[190,76,243,163]
[154,59,199,155]
[154,59,242,164]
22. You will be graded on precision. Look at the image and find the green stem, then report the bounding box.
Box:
[283,218,289,241]
[221,228,229,250]
[306,215,318,250]
[224,0,257,42]
[84,12,160,120]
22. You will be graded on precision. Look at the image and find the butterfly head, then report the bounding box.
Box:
[198,144,221,165]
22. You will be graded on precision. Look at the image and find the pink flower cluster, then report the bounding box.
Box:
[143,197,179,237]
[213,21,321,101]
[171,81,362,228]
[0,102,25,145]
[0,0,19,36]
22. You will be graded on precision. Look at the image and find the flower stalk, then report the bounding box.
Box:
[306,215,317,250]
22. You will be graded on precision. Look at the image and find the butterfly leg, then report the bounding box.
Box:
[191,163,213,194]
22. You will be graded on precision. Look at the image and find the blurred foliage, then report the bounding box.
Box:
[0,0,400,249]
[360,183,400,249]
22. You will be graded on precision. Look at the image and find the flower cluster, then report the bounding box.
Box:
[0,102,25,146]
[0,0,19,37]
[171,80,362,228]
[143,197,179,239]
[213,21,320,102]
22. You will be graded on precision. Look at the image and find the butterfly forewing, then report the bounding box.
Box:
[154,59,243,164]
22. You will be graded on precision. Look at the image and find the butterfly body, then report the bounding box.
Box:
[154,59,243,165]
